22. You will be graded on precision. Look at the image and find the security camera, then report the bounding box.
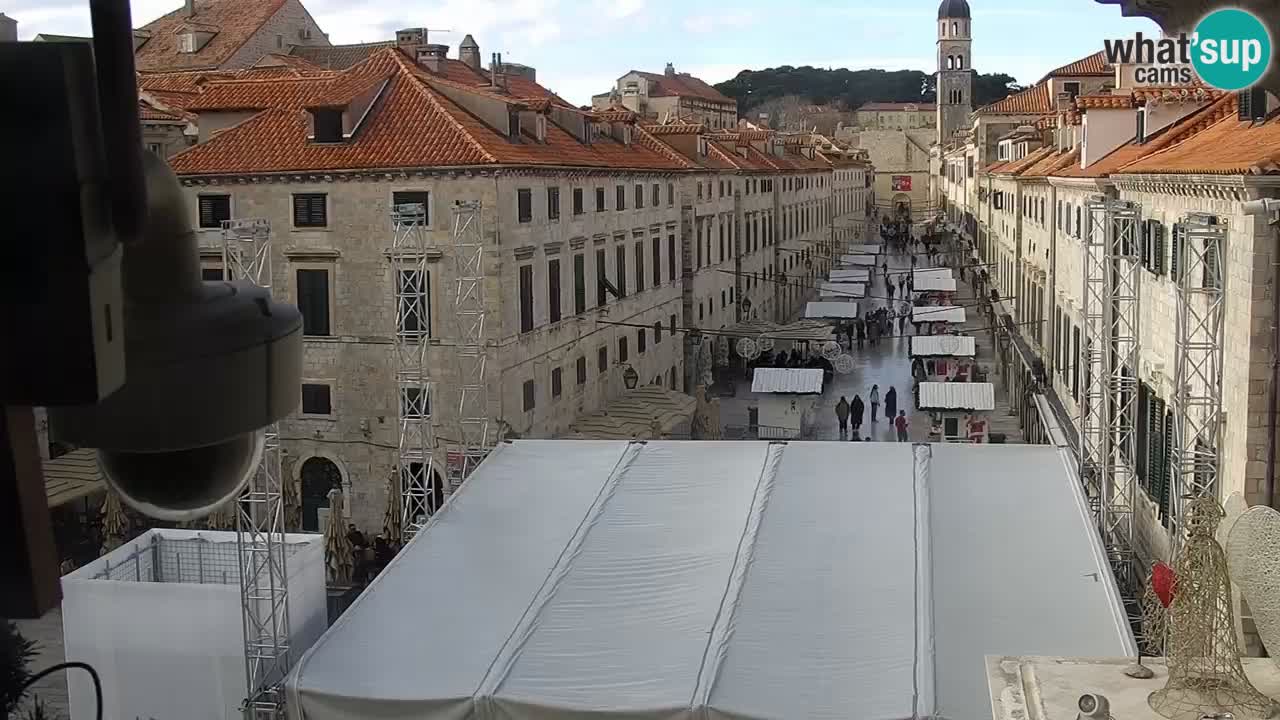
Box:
[1076,693,1110,719]
[1243,198,1280,216]
[49,152,302,521]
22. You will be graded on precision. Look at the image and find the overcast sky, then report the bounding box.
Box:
[11,0,1159,105]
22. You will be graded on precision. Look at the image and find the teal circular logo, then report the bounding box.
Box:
[1191,8,1272,91]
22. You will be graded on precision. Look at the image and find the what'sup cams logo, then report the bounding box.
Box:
[1103,8,1273,91]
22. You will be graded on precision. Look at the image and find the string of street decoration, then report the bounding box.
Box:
[704,266,1005,311]
[592,311,1034,345]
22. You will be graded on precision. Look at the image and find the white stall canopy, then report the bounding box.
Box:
[914,267,953,281]
[913,306,966,324]
[847,244,882,255]
[829,268,871,282]
[911,335,977,357]
[285,441,1133,720]
[751,367,824,394]
[806,301,861,320]
[841,253,878,266]
[818,281,865,299]
[918,382,996,411]
[913,275,958,293]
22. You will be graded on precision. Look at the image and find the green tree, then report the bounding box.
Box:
[1,621,38,715]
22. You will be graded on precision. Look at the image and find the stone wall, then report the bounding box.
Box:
[224,0,329,69]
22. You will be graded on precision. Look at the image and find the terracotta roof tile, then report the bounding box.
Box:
[138,98,186,122]
[169,48,692,176]
[290,42,394,70]
[979,83,1052,115]
[1019,147,1080,178]
[1115,94,1280,175]
[630,70,734,103]
[642,123,707,136]
[1131,86,1220,105]
[1076,93,1134,109]
[1042,51,1111,79]
[133,0,288,72]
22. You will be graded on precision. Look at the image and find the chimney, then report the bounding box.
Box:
[185,0,195,16]
[396,27,427,55]
[664,62,675,77]
[0,13,16,43]
[489,52,507,92]
[459,34,481,71]
[417,43,449,73]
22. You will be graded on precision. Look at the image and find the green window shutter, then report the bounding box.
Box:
[1159,404,1174,523]
[1170,224,1183,282]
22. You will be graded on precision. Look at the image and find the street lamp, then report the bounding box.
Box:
[622,364,639,390]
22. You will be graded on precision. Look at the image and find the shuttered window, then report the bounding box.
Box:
[295,268,331,336]
[198,195,231,229]
[1170,223,1185,282]
[292,193,327,227]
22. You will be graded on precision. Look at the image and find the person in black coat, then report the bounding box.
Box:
[850,394,865,436]
[885,386,898,422]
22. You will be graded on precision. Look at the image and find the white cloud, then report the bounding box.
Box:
[682,11,758,35]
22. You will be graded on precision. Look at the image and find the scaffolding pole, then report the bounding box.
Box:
[1169,215,1228,540]
[449,201,494,490]
[222,219,291,720]
[1079,198,1142,632]
[390,201,438,538]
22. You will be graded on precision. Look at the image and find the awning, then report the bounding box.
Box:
[751,368,824,394]
[913,268,953,281]
[913,276,958,293]
[44,449,106,508]
[829,268,870,282]
[564,385,696,440]
[285,441,1134,720]
[918,382,996,411]
[806,301,861,320]
[911,335,977,357]
[818,281,864,299]
[840,254,878,266]
[847,244,882,255]
[720,319,835,344]
[913,306,967,324]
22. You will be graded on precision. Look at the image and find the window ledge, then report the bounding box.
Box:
[285,247,342,259]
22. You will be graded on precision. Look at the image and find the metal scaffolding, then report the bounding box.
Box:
[390,200,439,538]
[1078,198,1142,628]
[1169,215,1228,538]
[222,219,291,720]
[449,200,494,490]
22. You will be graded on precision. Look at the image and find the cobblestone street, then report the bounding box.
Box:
[719,231,1026,444]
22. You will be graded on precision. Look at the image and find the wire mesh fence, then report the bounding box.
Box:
[89,533,308,586]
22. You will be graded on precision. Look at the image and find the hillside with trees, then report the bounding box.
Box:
[714,66,1022,116]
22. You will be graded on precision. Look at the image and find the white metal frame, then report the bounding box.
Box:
[450,200,495,488]
[222,219,291,720]
[390,201,439,537]
[1078,198,1142,631]
[1169,215,1228,539]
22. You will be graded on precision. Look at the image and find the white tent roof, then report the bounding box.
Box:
[829,268,870,282]
[841,253,878,266]
[286,441,1134,720]
[847,244,882,255]
[911,335,977,357]
[806,301,861,319]
[914,305,966,324]
[751,367,824,394]
[914,267,952,281]
[817,281,864,299]
[918,382,996,411]
[913,275,958,292]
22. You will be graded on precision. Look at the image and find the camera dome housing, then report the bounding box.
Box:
[48,151,302,521]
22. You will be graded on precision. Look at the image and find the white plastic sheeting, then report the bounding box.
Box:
[286,441,1133,720]
[751,367,824,394]
[913,267,953,281]
[841,253,878,266]
[918,382,996,411]
[911,335,976,357]
[913,305,966,324]
[913,275,958,292]
[805,301,861,319]
[63,529,327,720]
[847,244,882,255]
[817,281,864,299]
[829,268,870,282]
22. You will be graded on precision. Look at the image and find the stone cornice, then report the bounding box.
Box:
[1047,176,1108,192]
[1109,173,1262,201]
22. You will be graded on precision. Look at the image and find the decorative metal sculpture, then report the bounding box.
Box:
[737,337,761,361]
[1148,497,1277,720]
[758,336,775,353]
[323,488,353,586]
[820,340,842,360]
[383,471,404,546]
[833,354,855,375]
[1227,504,1280,668]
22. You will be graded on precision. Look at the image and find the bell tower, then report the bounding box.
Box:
[936,0,974,146]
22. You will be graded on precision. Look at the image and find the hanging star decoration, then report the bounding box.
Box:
[1152,561,1178,609]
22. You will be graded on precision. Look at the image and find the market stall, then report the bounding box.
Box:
[749,367,825,439]
[909,335,978,382]
[912,305,966,333]
[840,253,878,267]
[805,301,861,320]
[818,281,865,300]
[829,268,871,283]
[917,382,996,443]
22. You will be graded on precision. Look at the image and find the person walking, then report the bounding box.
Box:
[856,317,866,349]
[898,276,907,296]
[851,394,865,436]
[835,396,850,437]
[885,385,898,421]
[894,410,910,442]
[869,384,880,422]
[887,282,896,301]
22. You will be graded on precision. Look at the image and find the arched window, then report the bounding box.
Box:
[946,56,954,70]
[300,456,343,532]
[941,21,947,37]
[952,21,958,35]
[956,54,964,69]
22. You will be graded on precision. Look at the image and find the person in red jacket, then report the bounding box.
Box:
[894,410,910,442]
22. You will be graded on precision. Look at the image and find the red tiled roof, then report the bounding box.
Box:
[133,0,288,72]
[169,48,694,176]
[1019,147,1080,178]
[979,83,1052,115]
[1042,51,1111,80]
[856,102,937,112]
[290,42,394,70]
[1114,94,1280,175]
[643,123,707,136]
[630,70,734,104]
[1075,93,1134,109]
[138,99,186,122]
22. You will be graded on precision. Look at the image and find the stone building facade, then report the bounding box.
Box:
[132,0,329,72]
[593,65,738,129]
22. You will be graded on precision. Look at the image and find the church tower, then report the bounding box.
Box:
[936,0,974,146]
